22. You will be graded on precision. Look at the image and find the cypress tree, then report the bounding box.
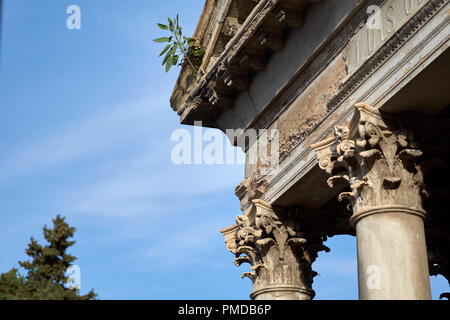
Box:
[0,215,96,300]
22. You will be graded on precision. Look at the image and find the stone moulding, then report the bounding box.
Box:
[249,284,313,300]
[176,0,277,117]
[349,205,427,228]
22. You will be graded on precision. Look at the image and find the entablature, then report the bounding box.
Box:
[170,0,332,129]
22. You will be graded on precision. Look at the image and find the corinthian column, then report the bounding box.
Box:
[312,103,431,300]
[221,200,329,300]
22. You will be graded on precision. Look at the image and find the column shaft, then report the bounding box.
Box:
[354,207,431,299]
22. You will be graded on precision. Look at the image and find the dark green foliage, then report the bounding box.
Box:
[0,215,96,300]
[0,269,28,299]
[186,44,206,73]
[154,14,205,75]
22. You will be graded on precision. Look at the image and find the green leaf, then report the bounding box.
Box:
[168,17,174,32]
[186,38,195,46]
[166,55,173,72]
[153,37,170,43]
[159,44,171,57]
[154,14,201,74]
[169,43,178,55]
[162,49,172,65]
[157,23,168,30]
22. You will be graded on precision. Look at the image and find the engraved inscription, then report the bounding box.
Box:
[344,0,427,75]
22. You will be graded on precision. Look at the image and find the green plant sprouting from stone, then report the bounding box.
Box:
[153,14,205,76]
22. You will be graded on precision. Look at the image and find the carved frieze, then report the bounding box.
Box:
[343,0,433,76]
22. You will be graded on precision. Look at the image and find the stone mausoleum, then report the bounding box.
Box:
[170,0,450,300]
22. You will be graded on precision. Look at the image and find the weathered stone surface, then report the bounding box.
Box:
[278,56,349,161]
[312,103,427,216]
[171,0,333,127]
[312,103,432,299]
[343,0,430,76]
[170,0,450,300]
[221,200,329,300]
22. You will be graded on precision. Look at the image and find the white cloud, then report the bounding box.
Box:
[12,98,243,217]
[0,95,174,178]
[119,219,226,271]
[0,92,245,218]
[63,157,243,217]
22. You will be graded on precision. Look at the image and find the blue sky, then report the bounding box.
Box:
[0,0,447,300]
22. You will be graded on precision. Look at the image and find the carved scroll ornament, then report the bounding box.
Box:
[312,103,428,224]
[223,200,329,299]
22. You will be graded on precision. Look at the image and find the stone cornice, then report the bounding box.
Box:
[171,0,324,127]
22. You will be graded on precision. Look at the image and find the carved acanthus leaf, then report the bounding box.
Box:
[312,103,427,213]
[225,199,329,300]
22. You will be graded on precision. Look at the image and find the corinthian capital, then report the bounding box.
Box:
[312,103,428,224]
[221,200,329,300]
